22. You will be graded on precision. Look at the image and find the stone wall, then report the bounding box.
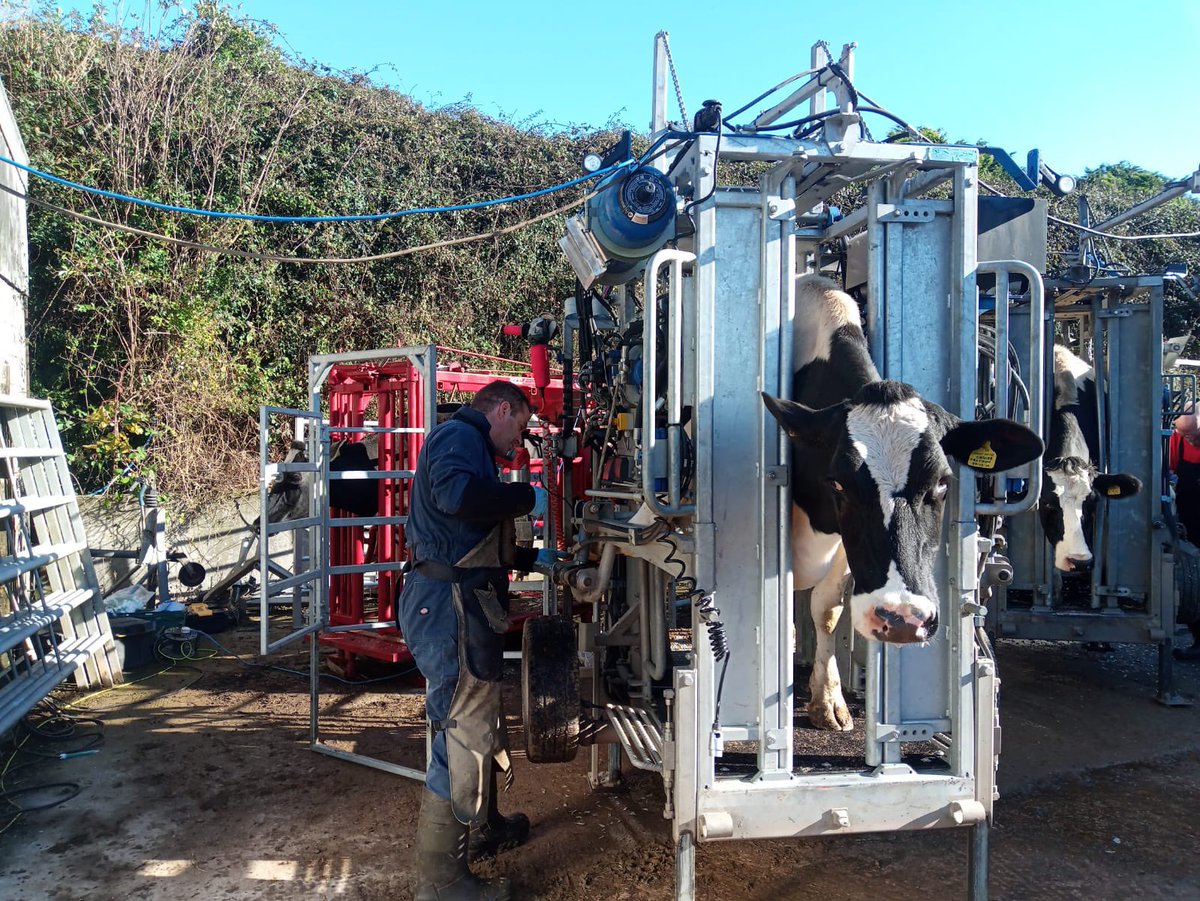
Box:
[78,493,298,603]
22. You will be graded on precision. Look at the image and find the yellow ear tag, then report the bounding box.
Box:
[1106,485,1122,497]
[967,441,998,470]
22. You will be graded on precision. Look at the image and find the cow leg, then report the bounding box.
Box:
[807,543,854,731]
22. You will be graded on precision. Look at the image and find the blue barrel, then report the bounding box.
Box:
[587,167,677,263]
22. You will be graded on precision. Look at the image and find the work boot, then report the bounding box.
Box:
[469,765,530,861]
[414,790,511,901]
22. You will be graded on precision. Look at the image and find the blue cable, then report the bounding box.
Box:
[0,152,637,223]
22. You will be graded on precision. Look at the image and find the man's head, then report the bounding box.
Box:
[472,380,532,457]
[1175,402,1200,445]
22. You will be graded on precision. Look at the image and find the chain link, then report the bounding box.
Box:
[658,32,688,129]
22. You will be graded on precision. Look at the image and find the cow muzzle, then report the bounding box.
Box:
[1060,554,1093,573]
[850,591,939,644]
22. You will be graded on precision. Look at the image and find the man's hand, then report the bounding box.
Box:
[530,485,549,518]
[534,547,572,573]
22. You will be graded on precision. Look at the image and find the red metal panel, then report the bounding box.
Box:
[317,351,579,675]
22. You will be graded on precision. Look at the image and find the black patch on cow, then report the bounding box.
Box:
[1094,472,1141,499]
[1038,477,1067,547]
[793,326,879,409]
[1039,353,1142,566]
[852,379,918,408]
[940,417,1046,472]
[329,441,379,516]
[764,397,850,537]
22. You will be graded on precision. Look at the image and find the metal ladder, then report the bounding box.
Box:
[0,394,121,736]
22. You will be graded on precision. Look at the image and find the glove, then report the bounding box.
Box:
[530,485,549,518]
[535,548,572,572]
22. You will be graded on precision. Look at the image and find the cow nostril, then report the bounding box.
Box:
[923,611,939,639]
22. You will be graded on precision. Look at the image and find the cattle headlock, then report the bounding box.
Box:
[997,277,1186,702]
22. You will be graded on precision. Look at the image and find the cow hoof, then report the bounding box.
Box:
[808,699,854,732]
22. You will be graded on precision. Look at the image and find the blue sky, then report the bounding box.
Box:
[40,1,1200,181]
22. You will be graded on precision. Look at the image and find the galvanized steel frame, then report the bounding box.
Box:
[258,346,437,781]
[647,126,1003,899]
[997,278,1178,695]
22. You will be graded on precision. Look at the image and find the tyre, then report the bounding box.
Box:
[1177,540,1200,625]
[521,614,580,763]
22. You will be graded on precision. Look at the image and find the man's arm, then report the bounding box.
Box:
[427,428,536,522]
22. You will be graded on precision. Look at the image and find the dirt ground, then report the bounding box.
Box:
[3,621,1200,901]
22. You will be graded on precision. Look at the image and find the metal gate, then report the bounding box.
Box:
[258,345,437,779]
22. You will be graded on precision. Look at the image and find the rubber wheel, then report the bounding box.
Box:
[521,614,580,763]
[1176,540,1200,625]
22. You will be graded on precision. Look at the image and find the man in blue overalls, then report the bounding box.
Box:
[400,380,566,901]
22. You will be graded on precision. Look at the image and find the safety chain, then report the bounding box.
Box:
[657,31,688,129]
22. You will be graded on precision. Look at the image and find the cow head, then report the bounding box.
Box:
[763,380,1044,643]
[1038,458,1140,572]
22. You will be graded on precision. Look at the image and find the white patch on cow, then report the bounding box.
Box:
[1047,467,1095,569]
[793,275,862,368]
[1053,345,1094,410]
[849,562,939,642]
[807,543,854,730]
[791,505,842,590]
[846,397,929,524]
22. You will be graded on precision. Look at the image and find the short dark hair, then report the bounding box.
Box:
[471,380,531,416]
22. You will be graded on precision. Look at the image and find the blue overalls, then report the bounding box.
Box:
[397,406,536,806]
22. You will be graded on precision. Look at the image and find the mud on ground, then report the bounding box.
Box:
[2,627,1199,900]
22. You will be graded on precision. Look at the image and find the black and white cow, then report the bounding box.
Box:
[259,437,380,528]
[762,276,1044,731]
[1038,344,1141,572]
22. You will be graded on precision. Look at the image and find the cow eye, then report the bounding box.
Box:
[827,478,844,493]
[933,477,951,498]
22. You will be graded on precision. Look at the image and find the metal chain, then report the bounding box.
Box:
[659,32,688,128]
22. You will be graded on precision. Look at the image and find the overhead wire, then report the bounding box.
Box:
[0,132,694,264]
[2,182,591,265]
[0,151,632,222]
[1047,214,1200,241]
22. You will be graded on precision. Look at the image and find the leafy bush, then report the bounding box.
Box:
[1,2,613,509]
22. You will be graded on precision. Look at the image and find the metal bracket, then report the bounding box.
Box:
[874,722,937,742]
[876,201,941,224]
[764,464,789,486]
[766,198,797,221]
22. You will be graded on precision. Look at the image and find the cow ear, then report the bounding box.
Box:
[940,419,1045,472]
[761,393,847,449]
[1093,473,1142,499]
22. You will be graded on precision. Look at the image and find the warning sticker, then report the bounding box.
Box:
[967,441,998,470]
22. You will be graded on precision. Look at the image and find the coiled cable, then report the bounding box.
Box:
[695,592,730,733]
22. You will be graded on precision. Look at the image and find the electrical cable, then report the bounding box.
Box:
[694,592,730,735]
[721,67,823,126]
[3,182,591,265]
[684,119,722,217]
[854,90,923,141]
[189,629,421,685]
[0,701,103,835]
[744,108,843,134]
[0,151,633,222]
[1048,215,1200,241]
[1,133,685,264]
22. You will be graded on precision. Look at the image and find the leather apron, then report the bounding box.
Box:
[443,520,517,825]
